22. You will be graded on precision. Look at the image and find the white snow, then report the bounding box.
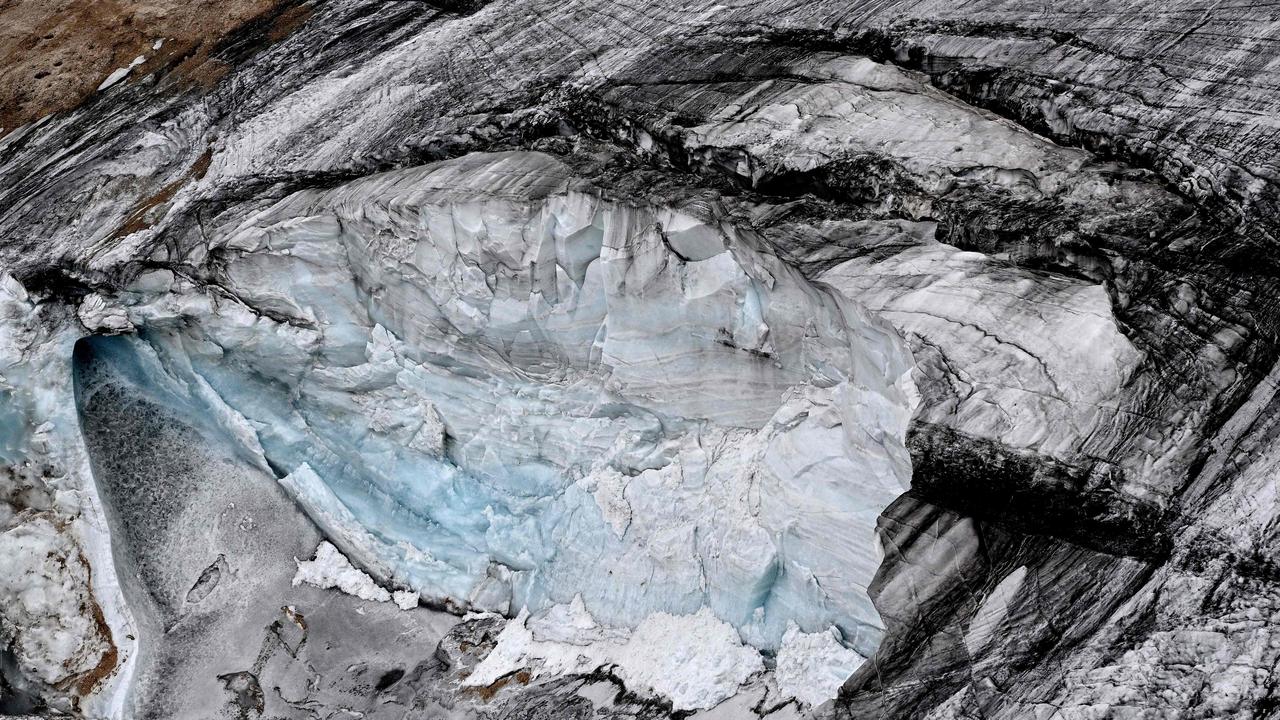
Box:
[96,56,147,91]
[392,589,420,610]
[465,596,765,711]
[293,541,417,611]
[294,541,392,603]
[774,621,866,707]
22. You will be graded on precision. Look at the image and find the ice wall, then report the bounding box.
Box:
[113,151,916,656]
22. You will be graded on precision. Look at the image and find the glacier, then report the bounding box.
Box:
[5,0,1280,715]
[71,150,917,673]
[462,598,766,711]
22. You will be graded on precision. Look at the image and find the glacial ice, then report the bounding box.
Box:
[774,622,866,707]
[92,151,916,671]
[465,597,766,711]
[821,241,1141,461]
[293,540,395,605]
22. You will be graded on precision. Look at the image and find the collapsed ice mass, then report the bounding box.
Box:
[69,151,917,664]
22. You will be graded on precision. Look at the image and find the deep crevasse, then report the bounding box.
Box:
[106,151,917,659]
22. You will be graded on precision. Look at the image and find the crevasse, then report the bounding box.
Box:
[110,151,916,656]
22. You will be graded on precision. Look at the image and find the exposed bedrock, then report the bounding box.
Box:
[1,0,1278,717]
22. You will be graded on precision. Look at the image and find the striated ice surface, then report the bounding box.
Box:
[821,240,1142,462]
[99,151,916,661]
[963,565,1028,658]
